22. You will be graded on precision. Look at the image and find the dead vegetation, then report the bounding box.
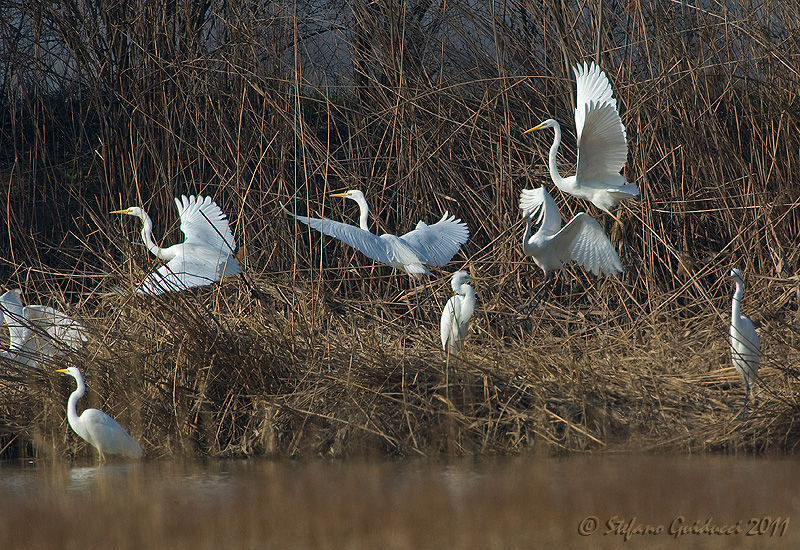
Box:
[2,0,800,459]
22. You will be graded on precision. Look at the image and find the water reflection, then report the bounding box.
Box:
[0,454,797,549]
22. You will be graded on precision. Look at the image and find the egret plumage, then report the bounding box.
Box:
[111,195,241,294]
[524,62,638,214]
[519,185,622,279]
[0,289,86,368]
[440,271,477,356]
[56,366,143,461]
[729,268,761,411]
[285,190,469,277]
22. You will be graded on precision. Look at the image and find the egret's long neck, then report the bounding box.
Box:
[137,211,166,259]
[547,121,566,187]
[67,376,87,440]
[731,281,744,322]
[521,215,536,255]
[352,195,370,231]
[460,285,476,316]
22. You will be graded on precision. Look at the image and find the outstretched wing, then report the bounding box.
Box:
[519,187,563,236]
[176,195,237,253]
[551,213,622,277]
[575,101,628,187]
[24,305,86,351]
[399,212,469,267]
[574,61,617,137]
[286,210,394,266]
[0,289,32,352]
[137,251,230,294]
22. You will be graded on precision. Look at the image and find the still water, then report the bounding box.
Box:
[0,454,796,549]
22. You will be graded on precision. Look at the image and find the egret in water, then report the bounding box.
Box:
[111,195,241,294]
[56,367,143,461]
[729,268,761,411]
[440,271,477,356]
[0,289,86,368]
[519,185,622,281]
[524,62,639,214]
[285,190,469,277]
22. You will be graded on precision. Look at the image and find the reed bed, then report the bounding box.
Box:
[1,0,800,459]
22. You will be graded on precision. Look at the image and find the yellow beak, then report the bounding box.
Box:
[523,122,547,134]
[330,192,349,198]
[55,368,68,374]
[109,209,130,214]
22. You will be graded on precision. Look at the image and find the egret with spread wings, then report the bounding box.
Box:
[111,195,241,294]
[285,190,469,277]
[519,185,622,278]
[0,289,86,368]
[524,62,638,214]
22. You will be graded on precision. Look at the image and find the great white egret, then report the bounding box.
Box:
[729,268,761,411]
[440,271,477,356]
[524,62,639,214]
[111,195,241,294]
[284,190,469,277]
[56,366,143,461]
[0,289,86,368]
[519,185,622,278]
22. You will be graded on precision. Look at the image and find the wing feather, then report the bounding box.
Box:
[176,195,237,252]
[399,212,469,267]
[550,213,622,276]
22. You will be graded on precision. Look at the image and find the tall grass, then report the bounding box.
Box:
[1,0,800,459]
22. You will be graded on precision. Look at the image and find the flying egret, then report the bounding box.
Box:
[56,367,142,461]
[729,268,761,411]
[440,271,477,356]
[284,190,469,277]
[524,62,639,214]
[111,195,241,294]
[0,289,86,368]
[519,185,622,280]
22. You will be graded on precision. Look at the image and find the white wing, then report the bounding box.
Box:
[731,315,760,384]
[137,248,238,294]
[24,305,87,351]
[287,211,395,267]
[519,187,563,236]
[81,409,143,458]
[440,295,463,354]
[550,213,622,277]
[574,62,617,137]
[575,102,628,186]
[400,212,469,267]
[175,195,237,253]
[0,289,31,352]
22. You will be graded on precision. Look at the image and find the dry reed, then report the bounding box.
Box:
[1,0,800,459]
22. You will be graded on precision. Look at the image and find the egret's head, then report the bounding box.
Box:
[56,367,80,378]
[331,190,364,202]
[729,268,744,283]
[451,270,478,291]
[523,119,557,134]
[110,206,144,218]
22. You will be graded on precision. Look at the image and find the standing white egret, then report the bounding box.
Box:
[56,367,143,461]
[0,289,86,368]
[524,62,639,214]
[284,190,469,277]
[519,185,622,279]
[729,268,761,411]
[111,195,241,294]
[440,271,477,356]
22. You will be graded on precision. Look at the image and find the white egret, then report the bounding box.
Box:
[524,62,639,214]
[0,289,86,368]
[284,190,469,277]
[519,185,622,279]
[440,271,477,356]
[729,268,761,411]
[56,367,143,461]
[111,195,241,294]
